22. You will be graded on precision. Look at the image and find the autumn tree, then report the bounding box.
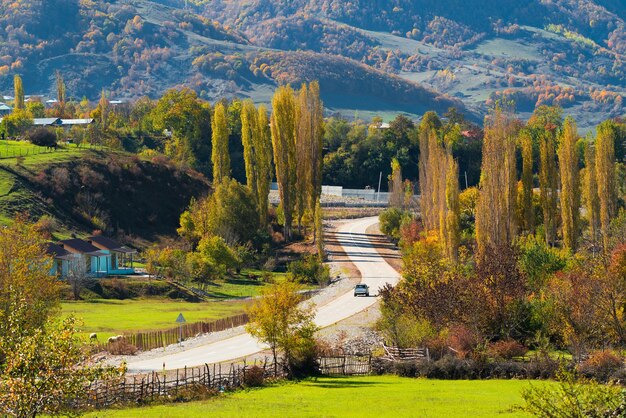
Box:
[13,75,24,110]
[475,107,518,261]
[246,281,318,377]
[445,153,460,261]
[270,86,297,241]
[55,71,66,105]
[241,101,273,227]
[595,121,617,251]
[519,128,535,233]
[583,139,600,246]
[211,102,231,184]
[97,89,110,132]
[294,81,324,236]
[418,111,442,230]
[389,158,404,209]
[558,117,581,251]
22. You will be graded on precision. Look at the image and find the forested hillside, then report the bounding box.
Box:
[0,0,624,126]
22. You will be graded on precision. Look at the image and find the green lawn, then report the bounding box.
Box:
[86,375,549,417]
[197,270,289,299]
[62,298,250,339]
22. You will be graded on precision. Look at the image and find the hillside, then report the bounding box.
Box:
[0,147,209,244]
[0,0,624,126]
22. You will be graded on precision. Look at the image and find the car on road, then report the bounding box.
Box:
[354,283,370,297]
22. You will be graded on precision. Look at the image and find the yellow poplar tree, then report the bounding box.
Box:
[13,75,24,110]
[583,139,600,246]
[557,117,581,251]
[271,86,297,241]
[519,128,534,233]
[211,102,231,184]
[595,120,617,251]
[256,106,273,227]
[445,153,460,261]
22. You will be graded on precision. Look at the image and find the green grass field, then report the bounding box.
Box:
[62,298,250,339]
[86,375,548,417]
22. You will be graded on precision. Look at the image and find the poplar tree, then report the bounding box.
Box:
[256,106,273,227]
[13,75,24,110]
[445,152,460,261]
[211,102,230,184]
[418,112,442,231]
[241,100,259,205]
[476,107,518,260]
[56,71,66,104]
[519,129,534,233]
[539,129,558,246]
[595,120,617,250]
[583,139,600,246]
[389,158,404,209]
[271,86,297,241]
[557,117,581,251]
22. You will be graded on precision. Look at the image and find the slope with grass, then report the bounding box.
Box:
[84,375,549,417]
[0,145,209,242]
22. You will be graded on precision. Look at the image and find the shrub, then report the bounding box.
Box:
[487,339,528,360]
[287,255,330,286]
[241,365,265,387]
[379,207,403,240]
[107,339,138,355]
[578,350,624,381]
[447,325,482,359]
[28,127,57,147]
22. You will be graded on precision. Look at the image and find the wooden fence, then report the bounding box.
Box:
[101,313,249,352]
[382,344,430,361]
[76,355,373,410]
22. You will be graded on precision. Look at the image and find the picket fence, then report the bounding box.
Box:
[101,313,249,352]
[77,355,373,410]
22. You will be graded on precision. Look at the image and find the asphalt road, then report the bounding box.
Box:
[125,216,400,372]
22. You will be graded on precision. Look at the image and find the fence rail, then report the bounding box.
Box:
[101,313,249,352]
[78,355,373,410]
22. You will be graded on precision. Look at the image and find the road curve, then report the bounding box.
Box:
[126,216,400,373]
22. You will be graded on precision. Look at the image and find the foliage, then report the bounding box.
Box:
[27,127,57,148]
[0,300,121,417]
[246,281,318,378]
[487,339,528,360]
[577,350,624,381]
[378,207,404,240]
[517,234,568,291]
[520,368,621,418]
[287,254,330,287]
[197,235,240,276]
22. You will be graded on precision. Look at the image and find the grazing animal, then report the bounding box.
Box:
[107,335,123,344]
[89,333,98,342]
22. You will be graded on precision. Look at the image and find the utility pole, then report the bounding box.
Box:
[464,171,469,189]
[376,171,382,202]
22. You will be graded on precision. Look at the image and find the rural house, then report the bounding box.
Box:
[58,238,111,277]
[87,235,136,275]
[46,242,79,278]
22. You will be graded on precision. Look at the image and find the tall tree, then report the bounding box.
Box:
[13,75,24,110]
[595,120,617,251]
[256,106,273,227]
[539,129,559,246]
[583,139,600,247]
[271,86,297,241]
[418,112,442,231]
[241,100,260,205]
[55,71,66,105]
[211,102,230,184]
[519,128,535,233]
[445,152,460,261]
[558,117,581,251]
[389,158,404,209]
[475,107,518,260]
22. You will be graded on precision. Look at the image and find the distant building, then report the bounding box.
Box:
[33,118,62,127]
[45,99,58,107]
[61,118,94,129]
[0,103,11,116]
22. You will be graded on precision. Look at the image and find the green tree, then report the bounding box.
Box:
[389,158,404,209]
[445,153,460,261]
[558,117,581,251]
[55,71,66,105]
[197,235,240,276]
[270,86,297,241]
[246,281,318,377]
[211,102,230,183]
[25,101,45,118]
[13,75,24,110]
[0,110,33,138]
[583,139,600,246]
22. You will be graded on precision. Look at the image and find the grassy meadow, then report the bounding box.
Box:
[85,375,547,417]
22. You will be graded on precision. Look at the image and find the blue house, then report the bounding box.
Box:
[88,235,136,275]
[46,242,77,278]
[58,238,110,277]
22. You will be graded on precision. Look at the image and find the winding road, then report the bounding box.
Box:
[126,216,400,373]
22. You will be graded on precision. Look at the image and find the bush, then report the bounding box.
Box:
[107,338,138,355]
[379,207,403,240]
[28,127,57,147]
[487,339,528,360]
[447,325,482,359]
[578,350,624,381]
[241,365,265,387]
[287,255,330,287]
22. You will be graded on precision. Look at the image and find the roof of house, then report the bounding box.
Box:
[46,242,75,260]
[59,239,109,256]
[33,118,62,126]
[0,103,12,111]
[61,118,94,125]
[88,235,136,254]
